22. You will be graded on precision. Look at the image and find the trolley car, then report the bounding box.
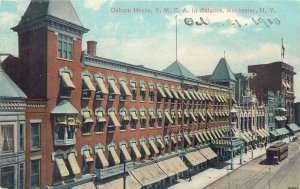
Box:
[266,142,288,164]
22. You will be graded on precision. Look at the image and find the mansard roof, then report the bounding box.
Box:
[209,58,236,83]
[162,60,199,80]
[18,0,83,27]
[0,66,27,99]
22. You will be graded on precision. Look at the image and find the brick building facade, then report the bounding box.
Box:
[248,62,296,123]
[2,1,235,188]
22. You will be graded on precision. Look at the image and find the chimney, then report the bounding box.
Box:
[87,41,97,56]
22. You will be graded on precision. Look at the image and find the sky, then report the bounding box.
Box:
[0,0,300,101]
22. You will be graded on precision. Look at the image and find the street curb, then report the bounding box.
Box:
[203,151,266,189]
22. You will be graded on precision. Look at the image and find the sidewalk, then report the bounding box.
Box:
[168,137,290,189]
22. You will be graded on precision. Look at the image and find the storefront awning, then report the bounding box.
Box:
[97,173,141,189]
[130,163,167,187]
[157,156,188,177]
[72,182,96,189]
[288,123,300,132]
[185,151,207,166]
[270,130,280,137]
[200,147,217,160]
[275,128,289,135]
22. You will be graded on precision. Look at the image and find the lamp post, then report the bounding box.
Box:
[230,106,237,170]
[123,160,126,189]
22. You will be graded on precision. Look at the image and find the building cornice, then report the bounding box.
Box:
[12,15,89,39]
[82,53,230,91]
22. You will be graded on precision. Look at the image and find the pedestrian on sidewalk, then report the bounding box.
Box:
[188,167,192,182]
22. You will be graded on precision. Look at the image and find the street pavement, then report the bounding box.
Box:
[168,137,298,189]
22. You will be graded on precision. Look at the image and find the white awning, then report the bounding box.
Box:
[108,80,121,95]
[83,75,96,91]
[120,81,132,96]
[95,77,109,94]
[61,72,75,89]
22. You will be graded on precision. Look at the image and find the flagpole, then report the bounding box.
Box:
[176,15,178,61]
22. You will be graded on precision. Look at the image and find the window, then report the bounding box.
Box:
[95,110,106,133]
[120,109,129,131]
[31,159,40,188]
[108,79,121,100]
[130,110,138,129]
[20,163,24,189]
[149,83,155,102]
[130,81,137,101]
[1,166,14,189]
[82,73,95,99]
[95,76,109,100]
[31,123,41,150]
[20,123,24,151]
[108,110,120,132]
[0,125,14,154]
[59,68,75,98]
[57,33,73,60]
[157,85,166,103]
[157,110,163,128]
[140,82,146,102]
[54,115,79,146]
[149,110,156,128]
[140,110,147,129]
[82,110,93,134]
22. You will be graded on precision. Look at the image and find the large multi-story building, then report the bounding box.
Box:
[248,61,296,123]
[0,55,27,189]
[1,1,236,188]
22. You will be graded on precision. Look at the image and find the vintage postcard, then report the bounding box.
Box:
[0,0,299,189]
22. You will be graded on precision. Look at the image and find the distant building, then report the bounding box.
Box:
[248,61,296,123]
[0,57,27,189]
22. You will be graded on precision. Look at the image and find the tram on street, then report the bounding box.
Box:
[266,142,288,164]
